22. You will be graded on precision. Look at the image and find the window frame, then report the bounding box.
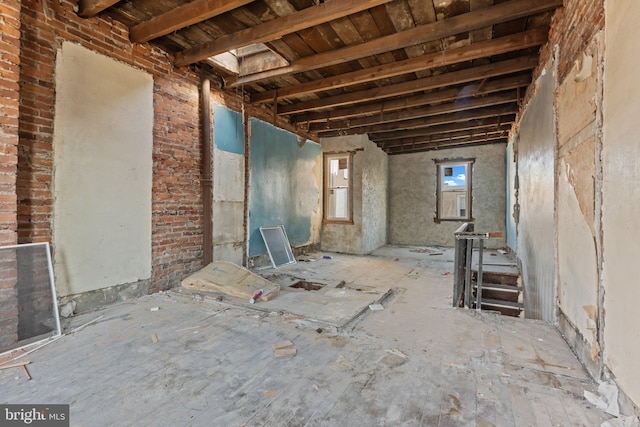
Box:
[434,158,475,223]
[323,152,354,224]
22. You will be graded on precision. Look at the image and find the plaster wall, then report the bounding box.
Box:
[248,119,321,259]
[53,42,152,297]
[505,138,517,251]
[515,67,556,322]
[602,0,640,406]
[212,105,244,264]
[320,135,387,255]
[361,140,388,253]
[555,39,600,365]
[388,144,506,248]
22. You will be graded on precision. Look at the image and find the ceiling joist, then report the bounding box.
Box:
[173,0,394,67]
[292,74,530,124]
[130,0,255,44]
[280,55,538,115]
[78,0,120,18]
[318,105,518,137]
[385,136,509,155]
[227,0,562,87]
[369,118,516,142]
[253,27,548,103]
[308,91,519,132]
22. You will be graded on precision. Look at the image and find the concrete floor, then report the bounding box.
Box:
[0,246,611,426]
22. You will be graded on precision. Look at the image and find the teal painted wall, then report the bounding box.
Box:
[248,118,321,257]
[214,104,244,154]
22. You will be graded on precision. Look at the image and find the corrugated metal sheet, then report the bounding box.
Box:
[514,68,557,322]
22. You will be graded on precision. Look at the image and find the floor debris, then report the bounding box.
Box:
[274,347,297,357]
[181,261,279,302]
[369,303,384,311]
[151,334,159,344]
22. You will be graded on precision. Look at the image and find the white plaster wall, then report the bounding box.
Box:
[515,67,556,322]
[53,42,152,296]
[602,0,640,406]
[361,140,388,253]
[213,147,244,264]
[388,144,506,248]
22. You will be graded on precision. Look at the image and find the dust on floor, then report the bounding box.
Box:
[0,246,611,426]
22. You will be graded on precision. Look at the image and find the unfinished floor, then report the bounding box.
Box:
[0,246,611,426]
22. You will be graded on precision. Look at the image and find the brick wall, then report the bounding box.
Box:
[528,0,604,98]
[0,0,21,350]
[17,0,204,293]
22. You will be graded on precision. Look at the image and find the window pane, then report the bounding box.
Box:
[439,163,470,220]
[325,154,351,221]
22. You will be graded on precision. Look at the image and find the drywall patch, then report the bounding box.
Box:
[53,42,153,297]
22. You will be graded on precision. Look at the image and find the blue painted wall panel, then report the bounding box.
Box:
[214,104,244,154]
[248,118,320,257]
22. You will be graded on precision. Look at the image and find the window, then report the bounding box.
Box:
[324,153,352,223]
[435,159,474,222]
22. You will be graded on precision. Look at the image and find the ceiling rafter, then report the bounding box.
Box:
[130,0,255,44]
[173,0,394,67]
[78,0,120,18]
[226,0,562,87]
[279,55,538,115]
[369,117,516,141]
[385,136,509,155]
[318,105,518,137]
[252,27,547,103]
[292,74,530,124]
[308,91,518,132]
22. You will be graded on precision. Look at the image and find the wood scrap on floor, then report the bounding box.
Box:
[181,261,279,302]
[272,340,296,357]
[0,360,32,380]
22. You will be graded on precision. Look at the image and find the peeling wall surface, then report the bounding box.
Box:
[389,144,506,248]
[505,139,517,251]
[515,67,556,322]
[320,135,388,255]
[555,40,599,362]
[53,42,153,297]
[602,0,640,406]
[212,105,244,264]
[248,118,321,258]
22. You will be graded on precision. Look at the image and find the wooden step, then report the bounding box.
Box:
[479,298,523,309]
[474,283,521,292]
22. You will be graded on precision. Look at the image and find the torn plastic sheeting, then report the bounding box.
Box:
[584,381,620,417]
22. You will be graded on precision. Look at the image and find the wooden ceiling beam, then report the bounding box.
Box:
[173,0,394,67]
[78,0,120,18]
[384,137,508,155]
[379,128,511,148]
[227,0,562,87]
[130,0,255,44]
[280,55,538,115]
[317,105,518,137]
[292,74,530,124]
[369,121,515,143]
[252,27,547,103]
[308,91,518,132]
